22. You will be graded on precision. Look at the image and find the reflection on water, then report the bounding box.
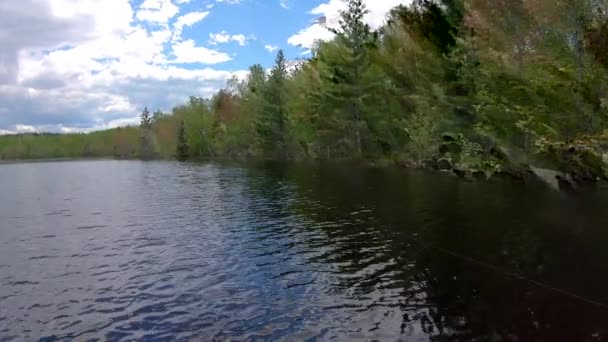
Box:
[1,160,608,341]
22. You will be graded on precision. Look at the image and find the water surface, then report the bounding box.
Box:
[1,160,608,341]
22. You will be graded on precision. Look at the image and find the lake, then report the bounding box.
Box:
[1,160,608,341]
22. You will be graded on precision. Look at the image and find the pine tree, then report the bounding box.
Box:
[331,0,375,58]
[176,120,189,161]
[317,0,377,157]
[139,106,154,159]
[256,50,289,156]
[140,107,152,128]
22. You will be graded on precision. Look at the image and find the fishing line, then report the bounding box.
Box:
[410,234,608,311]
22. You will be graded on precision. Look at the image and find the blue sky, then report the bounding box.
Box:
[175,0,322,67]
[140,0,328,69]
[0,0,408,133]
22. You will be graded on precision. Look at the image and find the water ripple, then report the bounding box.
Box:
[75,225,107,230]
[0,161,607,341]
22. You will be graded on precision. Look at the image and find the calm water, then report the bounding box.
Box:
[1,160,608,341]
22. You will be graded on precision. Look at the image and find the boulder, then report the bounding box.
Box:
[436,157,453,171]
[529,166,561,191]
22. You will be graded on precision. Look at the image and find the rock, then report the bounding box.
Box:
[530,165,561,191]
[436,157,453,171]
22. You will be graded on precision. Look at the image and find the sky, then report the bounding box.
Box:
[0,0,410,134]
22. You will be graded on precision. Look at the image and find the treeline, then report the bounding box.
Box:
[0,128,140,160]
[2,0,608,181]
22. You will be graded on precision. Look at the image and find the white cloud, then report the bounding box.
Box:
[136,0,180,24]
[280,0,289,9]
[264,44,279,53]
[288,24,336,50]
[15,124,37,133]
[173,11,210,41]
[231,34,247,46]
[287,0,412,49]
[0,0,244,133]
[49,0,134,36]
[170,39,232,64]
[209,31,248,46]
[364,0,412,28]
[215,0,241,4]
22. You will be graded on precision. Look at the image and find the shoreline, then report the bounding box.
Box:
[2,155,604,192]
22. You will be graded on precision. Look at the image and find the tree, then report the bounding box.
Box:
[139,106,155,159]
[153,109,166,122]
[256,50,289,156]
[319,0,377,157]
[176,120,189,161]
[388,0,463,55]
[140,106,152,128]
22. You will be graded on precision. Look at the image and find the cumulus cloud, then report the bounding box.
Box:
[209,31,249,46]
[173,11,210,41]
[0,1,96,84]
[0,0,244,134]
[287,0,412,49]
[170,39,233,64]
[264,45,279,53]
[136,0,180,24]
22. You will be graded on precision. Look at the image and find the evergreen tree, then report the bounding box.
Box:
[139,106,154,159]
[315,0,378,157]
[256,50,289,156]
[176,120,189,161]
[247,64,267,95]
[140,107,152,128]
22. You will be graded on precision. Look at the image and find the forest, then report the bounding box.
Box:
[2,0,608,186]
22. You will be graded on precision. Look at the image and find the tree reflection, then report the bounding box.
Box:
[242,163,608,340]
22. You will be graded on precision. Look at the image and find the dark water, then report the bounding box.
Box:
[1,160,608,341]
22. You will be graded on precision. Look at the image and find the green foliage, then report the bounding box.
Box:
[153,109,167,122]
[256,50,289,157]
[3,0,608,180]
[389,0,463,55]
[139,107,156,159]
[396,101,440,161]
[140,107,152,128]
[176,120,189,161]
